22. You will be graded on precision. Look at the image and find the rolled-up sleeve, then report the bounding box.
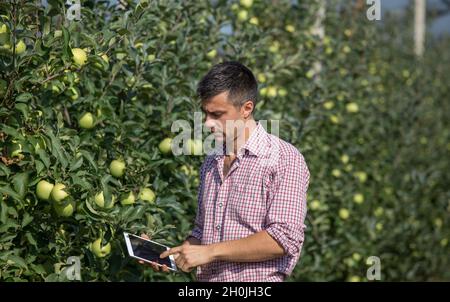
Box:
[265,150,310,258]
[189,160,207,242]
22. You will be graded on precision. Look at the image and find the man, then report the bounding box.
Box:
[142,61,310,282]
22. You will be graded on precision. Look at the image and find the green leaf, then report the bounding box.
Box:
[69,157,84,172]
[80,150,97,172]
[1,124,21,138]
[14,103,30,120]
[45,127,69,169]
[62,26,70,58]
[7,255,27,269]
[12,172,29,198]
[0,185,23,202]
[0,162,10,177]
[15,93,33,103]
[37,149,51,168]
[21,212,33,228]
[25,232,37,246]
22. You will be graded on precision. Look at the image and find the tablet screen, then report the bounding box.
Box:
[128,234,173,267]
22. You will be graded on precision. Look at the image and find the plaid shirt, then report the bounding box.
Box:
[189,122,310,282]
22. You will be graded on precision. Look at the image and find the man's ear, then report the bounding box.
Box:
[242,100,254,118]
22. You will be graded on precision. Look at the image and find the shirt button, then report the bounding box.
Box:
[216,224,221,230]
[218,202,223,208]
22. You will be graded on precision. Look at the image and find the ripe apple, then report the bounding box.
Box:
[240,0,253,8]
[0,23,9,44]
[285,24,295,33]
[249,17,259,25]
[71,48,87,66]
[51,183,69,203]
[158,138,173,155]
[54,200,76,217]
[237,10,248,22]
[90,238,111,258]
[110,159,126,178]
[120,191,135,206]
[78,112,95,129]
[266,86,277,98]
[139,188,155,204]
[206,49,217,59]
[36,180,54,201]
[94,191,116,209]
[14,40,26,54]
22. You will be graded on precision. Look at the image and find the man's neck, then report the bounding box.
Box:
[225,119,257,156]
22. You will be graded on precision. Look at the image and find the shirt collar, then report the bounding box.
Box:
[211,121,268,161]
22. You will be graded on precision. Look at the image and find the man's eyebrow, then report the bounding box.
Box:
[201,107,226,114]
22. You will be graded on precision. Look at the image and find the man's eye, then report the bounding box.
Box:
[211,113,221,118]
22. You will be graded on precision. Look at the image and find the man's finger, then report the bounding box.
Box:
[161,265,170,273]
[160,246,183,259]
[150,262,160,271]
[140,233,151,240]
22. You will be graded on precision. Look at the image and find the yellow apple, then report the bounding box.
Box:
[36,180,54,201]
[120,192,135,206]
[71,48,87,66]
[110,159,126,178]
[139,188,155,204]
[159,138,173,155]
[54,200,75,217]
[51,183,69,203]
[78,112,95,129]
[94,191,116,209]
[90,238,111,258]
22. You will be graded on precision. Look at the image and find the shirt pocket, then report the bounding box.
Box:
[228,182,266,229]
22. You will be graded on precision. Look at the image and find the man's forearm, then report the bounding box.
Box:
[209,230,285,263]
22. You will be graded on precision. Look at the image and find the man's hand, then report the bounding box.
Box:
[138,233,170,273]
[160,244,215,273]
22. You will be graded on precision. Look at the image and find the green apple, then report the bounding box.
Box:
[185,139,203,155]
[14,40,26,54]
[51,183,69,203]
[36,180,54,201]
[78,112,95,129]
[146,54,156,61]
[139,188,155,204]
[120,191,135,206]
[158,138,173,155]
[54,200,75,217]
[0,23,9,44]
[90,238,111,258]
[94,191,116,209]
[71,48,87,66]
[240,0,253,8]
[237,10,248,22]
[110,159,126,178]
[285,24,295,33]
[206,49,217,59]
[249,17,259,25]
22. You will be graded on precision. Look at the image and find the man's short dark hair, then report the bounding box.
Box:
[197,61,258,113]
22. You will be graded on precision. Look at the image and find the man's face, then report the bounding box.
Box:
[201,91,253,145]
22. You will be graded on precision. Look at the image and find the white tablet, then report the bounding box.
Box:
[123,232,177,272]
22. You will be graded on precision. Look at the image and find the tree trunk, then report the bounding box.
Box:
[414,0,426,57]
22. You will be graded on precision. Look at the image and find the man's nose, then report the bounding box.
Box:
[204,117,217,130]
